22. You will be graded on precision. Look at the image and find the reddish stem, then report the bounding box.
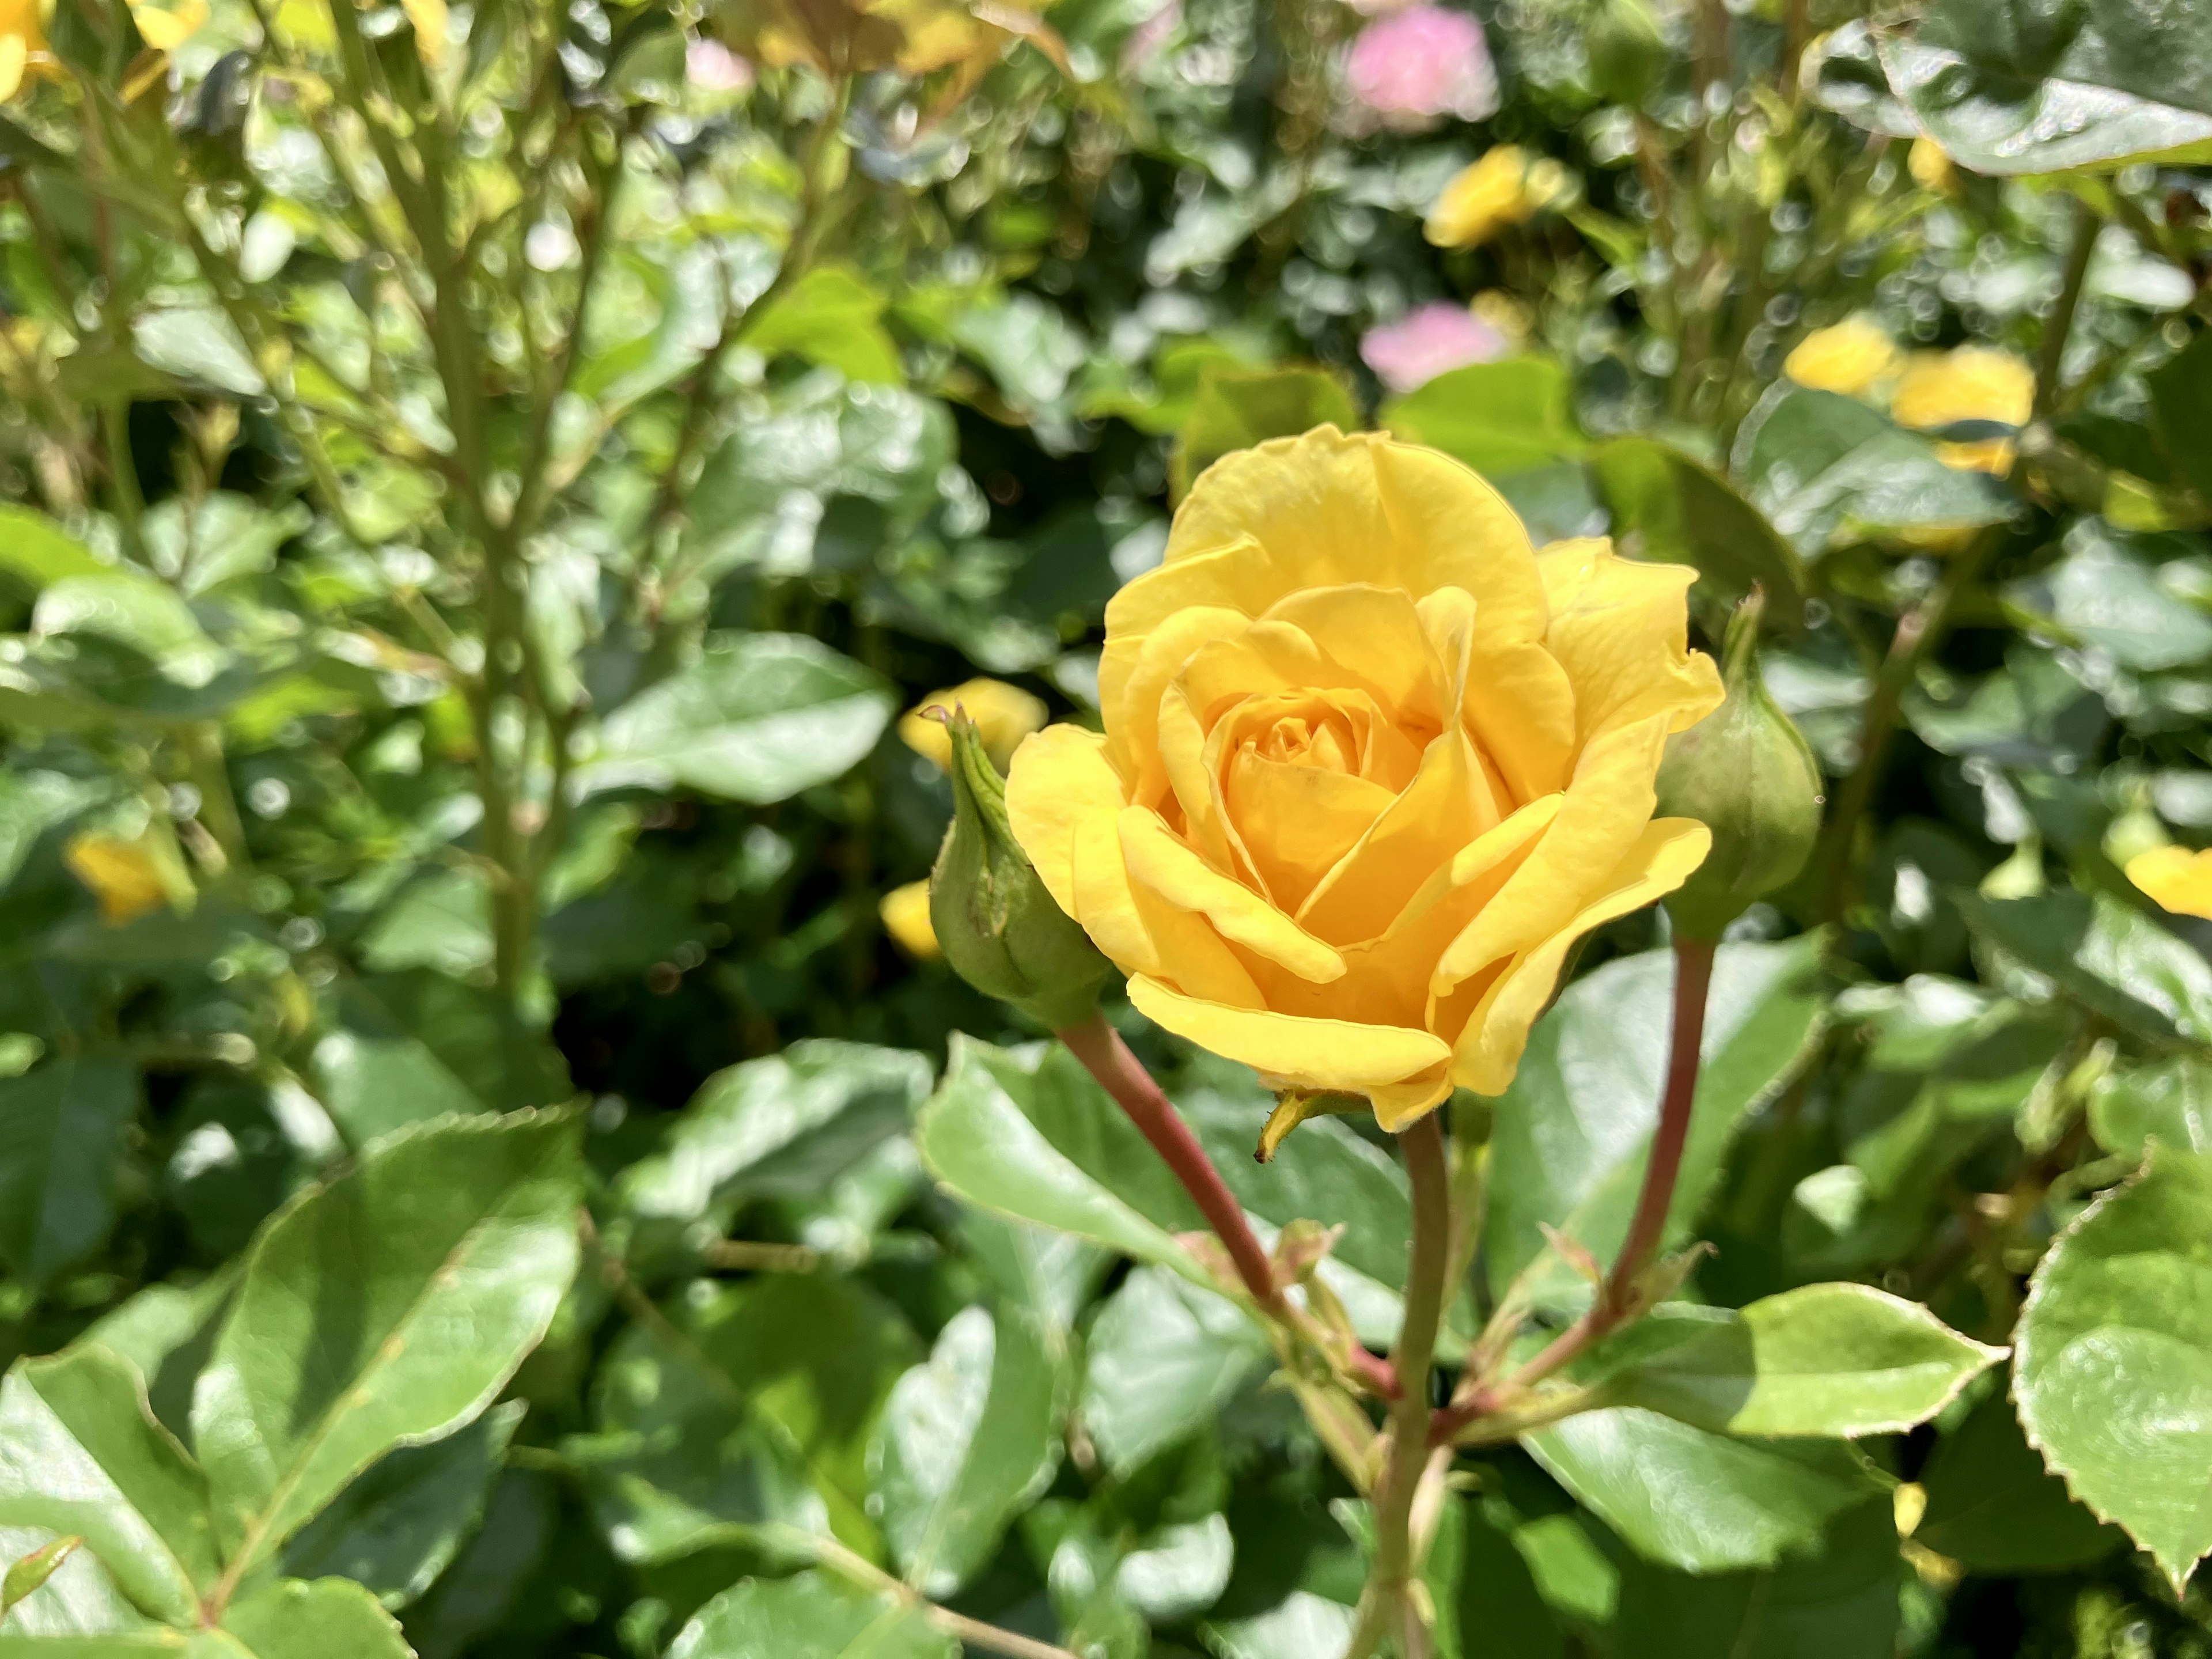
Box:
[1428,935,1717,1446]
[1058,1012,1400,1399]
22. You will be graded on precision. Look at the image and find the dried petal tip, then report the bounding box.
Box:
[1653,589,1823,941]
[930,711,1113,1029]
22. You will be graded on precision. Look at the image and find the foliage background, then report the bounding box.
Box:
[3,0,2212,1654]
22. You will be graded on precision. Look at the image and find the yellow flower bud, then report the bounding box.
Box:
[880,879,941,959]
[1783,316,1900,397]
[1908,138,1956,193]
[1653,591,1823,942]
[64,831,184,925]
[1892,347,2033,475]
[1424,146,1569,250]
[899,678,1048,774]
[2126,844,2212,921]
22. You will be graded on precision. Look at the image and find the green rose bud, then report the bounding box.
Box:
[1655,589,1824,942]
[930,709,1113,1030]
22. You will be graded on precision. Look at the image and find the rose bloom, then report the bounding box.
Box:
[900,677,1048,773]
[1892,346,2033,474]
[1360,302,1510,393]
[2126,846,2212,921]
[1006,427,1721,1127]
[880,880,942,959]
[1343,5,1498,132]
[1425,145,1569,249]
[0,0,53,100]
[1783,316,1900,397]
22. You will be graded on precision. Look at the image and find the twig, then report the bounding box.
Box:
[804,1533,1082,1659]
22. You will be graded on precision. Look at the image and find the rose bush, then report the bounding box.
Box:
[1007,426,1721,1125]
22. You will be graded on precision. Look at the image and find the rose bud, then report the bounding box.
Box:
[1654,589,1824,942]
[931,707,1114,1030]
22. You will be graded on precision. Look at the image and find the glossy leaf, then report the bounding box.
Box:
[577,634,895,804]
[0,1052,138,1289]
[747,266,903,385]
[1914,1388,2120,1573]
[873,1304,1060,1597]
[1169,365,1360,502]
[619,1041,931,1227]
[280,1402,523,1609]
[1378,358,1586,477]
[0,1347,218,1626]
[1081,1267,1268,1474]
[1592,1287,2003,1437]
[2014,1143,2212,1591]
[1528,1408,1887,1573]
[1955,889,2212,1047]
[1486,935,1828,1311]
[218,1576,412,1658]
[1590,438,1807,632]
[668,1571,953,1659]
[2090,1056,2212,1160]
[191,1111,582,1571]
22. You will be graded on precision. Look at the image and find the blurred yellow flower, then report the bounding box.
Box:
[1784,316,1900,397]
[0,0,54,100]
[1471,289,1532,347]
[1893,347,2033,475]
[1005,426,1719,1128]
[127,0,207,50]
[1908,138,1956,192]
[399,0,446,62]
[1425,146,1569,250]
[65,831,176,925]
[899,677,1048,774]
[880,879,941,958]
[2126,845,2212,921]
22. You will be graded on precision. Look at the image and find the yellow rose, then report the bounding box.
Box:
[880,879,941,958]
[127,0,208,51]
[1892,346,2034,475]
[2126,845,2212,921]
[1908,137,1956,193]
[64,831,176,925]
[1425,146,1569,251]
[1784,316,1900,397]
[0,0,54,100]
[1005,427,1721,1128]
[899,677,1048,774]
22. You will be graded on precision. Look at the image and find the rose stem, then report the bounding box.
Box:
[1351,1111,1451,1659]
[1427,935,1716,1445]
[1058,1012,1399,1398]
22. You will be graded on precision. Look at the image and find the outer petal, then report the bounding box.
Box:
[1128,974,1454,1092]
[1431,713,1672,991]
[1006,724,1124,919]
[1119,806,1348,983]
[1536,539,1722,743]
[1449,819,1713,1094]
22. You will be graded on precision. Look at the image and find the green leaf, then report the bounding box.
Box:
[619,1041,931,1228]
[2,1537,82,1620]
[218,1576,411,1658]
[0,1520,150,1637]
[279,1403,522,1609]
[1816,6,2212,176]
[2090,1056,2212,1160]
[1592,1287,2003,1437]
[1527,1408,1887,1573]
[0,1349,218,1626]
[1612,1501,1899,1658]
[131,308,264,397]
[1955,889,2212,1047]
[873,1304,1060,1598]
[1738,387,2015,555]
[33,575,228,691]
[315,972,571,1135]
[0,770,109,888]
[747,266,903,385]
[0,1052,138,1290]
[79,1274,238,1444]
[578,634,895,804]
[949,293,1087,412]
[1170,366,1361,502]
[2004,522,2212,673]
[191,1111,582,1573]
[139,495,309,599]
[1590,437,1808,632]
[0,509,112,591]
[1080,1267,1268,1474]
[1200,1590,1358,1659]
[1914,1388,2120,1573]
[668,1571,954,1659]
[2147,326,2212,505]
[1485,935,1828,1312]
[915,1036,1207,1287]
[1378,359,1588,477]
[2014,1142,2212,1592]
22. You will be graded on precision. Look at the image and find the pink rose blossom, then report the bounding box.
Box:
[1344,6,1498,132]
[1359,302,1509,393]
[686,37,753,93]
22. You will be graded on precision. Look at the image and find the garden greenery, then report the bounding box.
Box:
[1,0,2211,1654]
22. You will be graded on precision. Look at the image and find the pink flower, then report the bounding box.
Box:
[1121,0,1180,71]
[686,37,753,93]
[1344,5,1498,132]
[1359,302,1510,393]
